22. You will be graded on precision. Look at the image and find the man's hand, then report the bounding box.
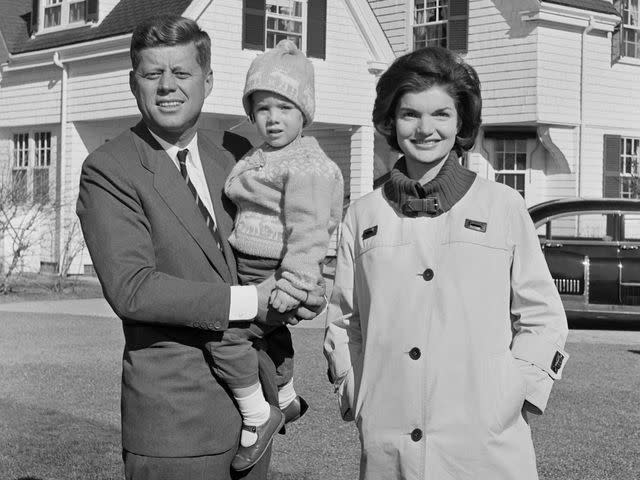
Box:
[293,279,327,321]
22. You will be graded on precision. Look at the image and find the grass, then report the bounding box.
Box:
[0,273,103,304]
[0,310,638,480]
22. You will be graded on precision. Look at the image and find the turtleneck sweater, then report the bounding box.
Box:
[382,152,477,217]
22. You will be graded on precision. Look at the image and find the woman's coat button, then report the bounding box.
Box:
[422,268,434,281]
[409,347,421,360]
[411,428,423,442]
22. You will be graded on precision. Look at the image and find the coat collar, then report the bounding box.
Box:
[130,122,235,283]
[383,152,476,217]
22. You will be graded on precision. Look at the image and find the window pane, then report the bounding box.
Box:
[11,169,28,204]
[44,5,61,27]
[13,133,29,167]
[69,1,86,23]
[34,169,50,204]
[504,153,515,170]
[623,213,640,241]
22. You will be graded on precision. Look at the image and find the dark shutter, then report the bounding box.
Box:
[86,0,99,22]
[603,134,621,198]
[31,0,39,34]
[448,0,468,54]
[243,0,266,51]
[307,0,327,59]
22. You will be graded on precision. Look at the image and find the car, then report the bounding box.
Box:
[529,197,640,321]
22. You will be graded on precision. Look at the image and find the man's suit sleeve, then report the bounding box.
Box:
[77,149,232,331]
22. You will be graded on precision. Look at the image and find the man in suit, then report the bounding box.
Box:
[77,14,322,480]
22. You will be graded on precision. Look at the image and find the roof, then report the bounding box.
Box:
[0,0,193,56]
[541,0,621,16]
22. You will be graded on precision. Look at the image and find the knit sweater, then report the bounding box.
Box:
[224,136,344,301]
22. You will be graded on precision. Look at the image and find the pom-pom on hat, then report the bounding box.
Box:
[243,39,315,127]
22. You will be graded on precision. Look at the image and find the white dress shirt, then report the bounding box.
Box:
[148,129,257,321]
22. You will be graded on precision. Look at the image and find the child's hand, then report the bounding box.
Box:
[270,288,301,314]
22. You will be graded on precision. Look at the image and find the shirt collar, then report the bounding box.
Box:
[148,128,199,162]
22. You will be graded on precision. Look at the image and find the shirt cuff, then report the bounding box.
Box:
[229,285,258,321]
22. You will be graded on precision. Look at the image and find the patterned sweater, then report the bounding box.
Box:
[224,136,344,300]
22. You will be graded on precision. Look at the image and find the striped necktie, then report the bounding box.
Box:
[177,149,224,253]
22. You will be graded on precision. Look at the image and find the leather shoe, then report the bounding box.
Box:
[232,406,285,472]
[282,395,309,424]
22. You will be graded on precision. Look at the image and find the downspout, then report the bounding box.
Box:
[578,16,595,197]
[53,51,67,274]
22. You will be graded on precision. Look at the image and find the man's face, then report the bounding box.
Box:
[130,43,212,145]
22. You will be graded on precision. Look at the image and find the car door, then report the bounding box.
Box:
[540,212,620,305]
[618,213,640,305]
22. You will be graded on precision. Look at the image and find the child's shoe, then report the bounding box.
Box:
[232,405,285,471]
[282,395,309,424]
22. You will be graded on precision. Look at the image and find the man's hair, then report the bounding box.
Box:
[130,14,211,71]
[372,46,482,156]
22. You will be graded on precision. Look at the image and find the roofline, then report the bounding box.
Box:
[1,33,132,71]
[183,0,212,21]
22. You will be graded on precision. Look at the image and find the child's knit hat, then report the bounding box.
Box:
[243,39,315,127]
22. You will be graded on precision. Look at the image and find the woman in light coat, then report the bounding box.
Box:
[323,47,569,480]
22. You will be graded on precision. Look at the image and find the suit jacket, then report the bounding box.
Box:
[77,121,275,457]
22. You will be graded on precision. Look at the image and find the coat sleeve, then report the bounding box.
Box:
[507,194,569,414]
[323,207,362,421]
[76,150,232,330]
[276,160,343,302]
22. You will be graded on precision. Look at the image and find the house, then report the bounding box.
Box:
[1,0,638,276]
[368,0,639,208]
[0,0,396,275]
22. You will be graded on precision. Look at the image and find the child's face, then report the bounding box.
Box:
[394,85,458,175]
[251,91,304,148]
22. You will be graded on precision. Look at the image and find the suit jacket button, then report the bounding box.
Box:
[422,268,434,281]
[214,322,222,330]
[409,347,421,360]
[411,428,423,442]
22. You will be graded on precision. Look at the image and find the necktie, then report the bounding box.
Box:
[177,149,225,253]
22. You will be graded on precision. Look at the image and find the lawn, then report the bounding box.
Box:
[0,311,638,480]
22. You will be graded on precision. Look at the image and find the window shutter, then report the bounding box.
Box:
[87,0,99,22]
[448,0,469,54]
[243,0,266,51]
[603,134,621,198]
[31,0,39,34]
[307,0,327,59]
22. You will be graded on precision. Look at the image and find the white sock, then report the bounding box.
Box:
[278,379,297,410]
[233,384,271,447]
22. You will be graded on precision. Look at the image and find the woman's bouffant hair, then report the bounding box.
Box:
[372,47,482,156]
[130,15,211,72]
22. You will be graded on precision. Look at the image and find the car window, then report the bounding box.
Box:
[622,214,640,241]
[548,213,612,241]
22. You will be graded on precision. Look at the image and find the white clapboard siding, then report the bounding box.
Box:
[466,0,538,124]
[367,0,407,54]
[0,66,62,127]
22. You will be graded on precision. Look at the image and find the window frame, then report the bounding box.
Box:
[619,136,640,199]
[621,0,640,59]
[40,0,88,32]
[411,0,449,50]
[9,131,54,205]
[265,0,308,52]
[493,137,529,198]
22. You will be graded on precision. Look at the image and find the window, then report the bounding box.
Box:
[265,0,306,50]
[43,0,86,28]
[604,135,639,199]
[410,0,468,53]
[413,0,448,49]
[618,0,640,58]
[10,131,53,205]
[242,0,326,59]
[494,139,527,198]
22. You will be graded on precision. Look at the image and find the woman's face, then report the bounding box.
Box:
[394,85,458,176]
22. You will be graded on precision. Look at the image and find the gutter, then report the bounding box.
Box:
[52,51,68,274]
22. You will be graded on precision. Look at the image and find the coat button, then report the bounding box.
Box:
[411,428,423,442]
[409,347,421,360]
[422,268,434,281]
[214,322,222,330]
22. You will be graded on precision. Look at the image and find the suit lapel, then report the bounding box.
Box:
[132,123,232,282]
[199,133,239,283]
